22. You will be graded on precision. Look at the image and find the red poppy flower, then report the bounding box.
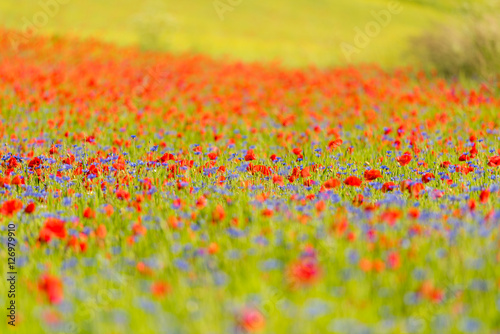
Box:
[469,199,477,211]
[86,164,99,177]
[272,175,284,186]
[364,169,382,181]
[421,173,435,183]
[387,252,401,269]
[61,153,76,165]
[479,189,490,203]
[300,167,310,178]
[6,157,19,169]
[196,195,207,208]
[303,179,315,187]
[28,157,42,169]
[38,218,67,242]
[158,153,177,163]
[292,148,303,159]
[96,224,107,238]
[67,234,88,253]
[49,145,58,155]
[287,259,321,287]
[103,204,114,216]
[408,183,425,198]
[381,182,396,192]
[408,208,420,219]
[137,262,153,276]
[459,154,471,161]
[132,222,147,236]
[116,188,130,200]
[396,153,412,166]
[83,207,95,219]
[238,308,266,333]
[0,177,10,187]
[245,149,256,161]
[380,209,401,226]
[470,145,478,158]
[328,138,343,150]
[359,258,373,272]
[151,281,171,298]
[487,156,500,167]
[440,161,451,168]
[418,281,443,303]
[262,208,273,217]
[322,178,340,190]
[344,176,362,187]
[352,194,364,206]
[11,175,23,185]
[208,242,219,254]
[1,199,23,216]
[38,274,63,304]
[212,204,225,222]
[24,202,36,214]
[315,200,326,212]
[372,259,385,273]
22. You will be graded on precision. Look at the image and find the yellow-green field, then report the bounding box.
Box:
[0,0,470,67]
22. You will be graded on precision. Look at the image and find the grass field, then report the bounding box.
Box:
[0,0,468,67]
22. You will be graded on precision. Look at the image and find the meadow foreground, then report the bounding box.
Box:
[0,30,499,333]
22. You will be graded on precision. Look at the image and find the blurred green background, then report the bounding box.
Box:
[0,0,481,67]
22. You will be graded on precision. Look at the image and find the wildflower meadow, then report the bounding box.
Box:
[0,4,500,333]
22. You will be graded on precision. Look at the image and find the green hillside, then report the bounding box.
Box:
[0,0,469,67]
